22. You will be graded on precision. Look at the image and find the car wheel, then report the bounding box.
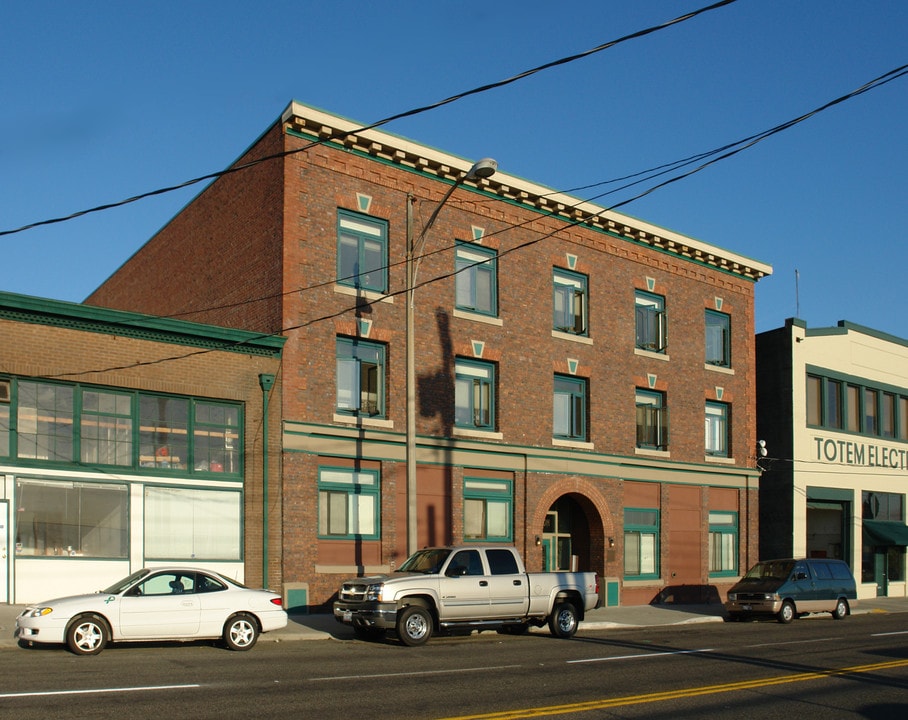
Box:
[832,598,849,620]
[67,614,110,655]
[223,613,259,651]
[549,601,579,639]
[777,600,796,624]
[397,605,433,647]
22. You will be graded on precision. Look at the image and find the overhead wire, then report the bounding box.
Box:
[39,60,908,379]
[0,0,738,239]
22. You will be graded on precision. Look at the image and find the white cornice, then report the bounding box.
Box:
[282,101,772,281]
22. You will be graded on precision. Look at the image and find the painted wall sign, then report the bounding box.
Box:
[813,436,908,470]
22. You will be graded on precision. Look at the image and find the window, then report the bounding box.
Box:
[15,479,128,558]
[624,508,659,578]
[318,467,380,539]
[464,478,512,542]
[455,359,495,429]
[635,291,666,352]
[553,268,588,336]
[708,511,738,576]
[826,379,843,429]
[882,392,896,438]
[8,379,241,476]
[139,395,189,470]
[0,379,10,457]
[455,242,497,316]
[900,396,908,441]
[863,491,905,522]
[193,402,240,473]
[336,337,385,417]
[636,390,668,450]
[487,548,520,574]
[81,390,133,466]
[337,210,388,292]
[145,486,241,560]
[705,401,729,457]
[17,381,74,461]
[865,388,879,435]
[705,310,731,367]
[846,384,861,432]
[553,375,587,440]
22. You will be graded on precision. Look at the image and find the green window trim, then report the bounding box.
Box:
[317,466,381,540]
[455,358,495,430]
[636,389,669,451]
[624,507,660,580]
[553,268,588,336]
[708,511,738,577]
[3,377,243,478]
[337,209,388,293]
[705,401,729,457]
[554,374,587,441]
[463,478,513,542]
[806,369,908,441]
[635,290,667,353]
[455,242,498,317]
[336,336,386,418]
[705,310,731,367]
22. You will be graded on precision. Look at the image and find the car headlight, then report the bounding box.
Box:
[26,607,53,618]
[727,593,736,602]
[365,584,384,602]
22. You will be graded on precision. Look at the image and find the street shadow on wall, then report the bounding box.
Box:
[412,307,456,547]
[650,584,722,605]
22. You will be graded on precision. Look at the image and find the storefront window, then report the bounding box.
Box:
[15,479,127,557]
[144,486,241,560]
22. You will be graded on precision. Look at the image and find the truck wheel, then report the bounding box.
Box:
[832,598,849,620]
[397,605,433,646]
[777,600,796,624]
[548,601,579,639]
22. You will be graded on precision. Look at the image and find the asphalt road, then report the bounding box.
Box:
[2,613,906,719]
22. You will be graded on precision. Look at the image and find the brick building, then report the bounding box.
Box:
[87,101,772,609]
[0,291,284,603]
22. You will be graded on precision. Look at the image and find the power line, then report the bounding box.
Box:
[0,0,738,239]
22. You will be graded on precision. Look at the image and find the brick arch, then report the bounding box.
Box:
[530,476,617,578]
[531,476,616,539]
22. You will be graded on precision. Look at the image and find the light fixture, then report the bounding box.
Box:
[535,535,542,547]
[608,537,615,548]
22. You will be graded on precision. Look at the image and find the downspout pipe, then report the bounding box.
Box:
[258,373,276,589]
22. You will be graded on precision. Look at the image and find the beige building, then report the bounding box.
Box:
[757,319,908,600]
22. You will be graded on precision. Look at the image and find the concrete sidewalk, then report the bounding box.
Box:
[2,596,906,649]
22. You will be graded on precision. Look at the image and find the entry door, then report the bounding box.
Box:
[0,500,8,603]
[874,552,888,597]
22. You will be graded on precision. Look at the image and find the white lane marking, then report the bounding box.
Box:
[0,684,200,700]
[568,648,714,664]
[313,664,522,682]
[744,637,838,649]
[872,630,908,637]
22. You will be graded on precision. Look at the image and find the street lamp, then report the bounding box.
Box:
[405,158,497,556]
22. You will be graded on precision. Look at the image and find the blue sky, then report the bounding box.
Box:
[2,0,907,337]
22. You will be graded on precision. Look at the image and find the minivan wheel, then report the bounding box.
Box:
[832,598,849,620]
[777,600,796,624]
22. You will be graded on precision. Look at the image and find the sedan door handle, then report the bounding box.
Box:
[479,581,488,587]
[513,580,522,586]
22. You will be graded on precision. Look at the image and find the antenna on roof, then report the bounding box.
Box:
[795,269,800,318]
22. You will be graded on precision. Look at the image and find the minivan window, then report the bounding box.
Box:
[830,563,852,580]
[743,560,794,581]
[812,562,832,579]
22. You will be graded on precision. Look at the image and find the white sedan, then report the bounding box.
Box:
[16,567,288,655]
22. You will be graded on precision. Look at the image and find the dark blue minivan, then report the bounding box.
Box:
[725,558,858,623]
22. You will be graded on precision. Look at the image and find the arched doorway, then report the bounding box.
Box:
[541,496,592,572]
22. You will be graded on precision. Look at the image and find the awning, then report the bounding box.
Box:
[863,520,908,547]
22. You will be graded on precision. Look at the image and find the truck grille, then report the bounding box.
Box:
[339,582,369,602]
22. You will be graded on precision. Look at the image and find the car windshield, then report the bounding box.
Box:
[397,548,451,574]
[743,560,795,581]
[102,569,151,594]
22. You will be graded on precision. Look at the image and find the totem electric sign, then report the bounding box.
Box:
[813,435,908,471]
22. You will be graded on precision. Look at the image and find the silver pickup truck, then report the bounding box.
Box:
[333,545,599,645]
